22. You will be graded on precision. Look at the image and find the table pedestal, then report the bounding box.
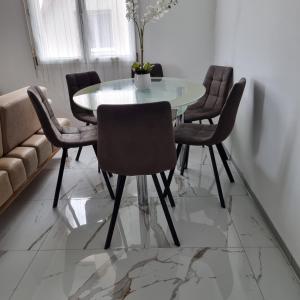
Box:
[137,175,148,207]
[176,114,186,168]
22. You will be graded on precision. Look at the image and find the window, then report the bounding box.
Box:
[25,0,134,63]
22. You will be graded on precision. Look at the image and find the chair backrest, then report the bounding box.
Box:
[27,86,63,147]
[201,65,233,112]
[212,78,246,144]
[66,71,101,117]
[97,102,177,176]
[131,63,164,78]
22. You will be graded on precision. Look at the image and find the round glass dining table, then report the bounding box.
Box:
[73,77,206,206]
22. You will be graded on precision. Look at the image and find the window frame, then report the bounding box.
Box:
[23,0,132,65]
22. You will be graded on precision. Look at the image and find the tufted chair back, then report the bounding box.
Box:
[188,65,233,116]
[97,102,176,176]
[66,71,101,118]
[212,78,246,144]
[27,86,63,147]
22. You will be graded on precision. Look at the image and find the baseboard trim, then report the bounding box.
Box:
[229,154,300,280]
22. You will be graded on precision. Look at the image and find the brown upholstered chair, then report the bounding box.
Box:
[66,71,100,161]
[182,65,234,174]
[27,86,115,208]
[131,63,164,78]
[165,78,246,208]
[97,102,180,249]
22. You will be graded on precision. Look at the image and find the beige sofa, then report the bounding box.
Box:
[0,87,70,210]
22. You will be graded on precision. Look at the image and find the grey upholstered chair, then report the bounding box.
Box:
[97,101,180,249]
[27,86,115,208]
[181,65,234,174]
[165,78,246,208]
[66,71,100,161]
[131,63,164,78]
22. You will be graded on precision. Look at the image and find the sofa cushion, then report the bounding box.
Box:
[7,147,38,177]
[21,134,52,166]
[0,170,13,206]
[0,87,47,154]
[37,118,71,134]
[0,157,26,191]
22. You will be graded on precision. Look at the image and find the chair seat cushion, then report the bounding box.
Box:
[61,125,97,147]
[175,123,217,146]
[76,113,97,125]
[0,157,27,191]
[21,135,52,166]
[7,147,38,177]
[0,170,13,206]
[184,106,220,123]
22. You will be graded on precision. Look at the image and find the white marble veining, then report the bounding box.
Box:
[245,248,300,300]
[0,250,36,300]
[229,196,278,247]
[0,146,299,299]
[10,248,263,300]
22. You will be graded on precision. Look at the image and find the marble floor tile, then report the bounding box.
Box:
[11,248,263,300]
[229,196,278,247]
[39,195,241,250]
[45,147,246,201]
[40,197,148,250]
[19,166,113,202]
[0,198,61,250]
[0,250,36,300]
[181,164,247,198]
[245,248,300,300]
[147,196,242,248]
[4,143,300,299]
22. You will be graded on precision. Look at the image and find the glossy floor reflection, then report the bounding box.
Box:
[0,146,299,300]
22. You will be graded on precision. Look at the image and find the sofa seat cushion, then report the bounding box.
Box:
[21,135,52,166]
[0,170,13,206]
[37,118,71,134]
[0,87,47,154]
[7,147,38,177]
[0,158,26,191]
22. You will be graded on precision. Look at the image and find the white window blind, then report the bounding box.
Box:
[25,0,134,64]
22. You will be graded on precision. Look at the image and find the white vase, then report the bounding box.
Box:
[134,73,151,90]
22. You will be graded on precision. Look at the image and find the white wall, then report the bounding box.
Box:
[0,0,38,94]
[141,0,216,82]
[214,0,300,265]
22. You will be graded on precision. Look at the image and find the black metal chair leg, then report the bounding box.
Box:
[152,174,180,246]
[102,171,115,200]
[75,147,82,161]
[208,145,226,208]
[92,144,115,199]
[217,143,229,161]
[160,172,175,207]
[216,144,234,183]
[105,175,126,249]
[163,144,182,198]
[180,145,189,176]
[53,148,68,208]
[184,145,190,169]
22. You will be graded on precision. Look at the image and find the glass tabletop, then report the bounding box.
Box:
[73,77,206,114]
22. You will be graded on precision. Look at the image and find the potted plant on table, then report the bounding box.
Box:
[126,0,178,90]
